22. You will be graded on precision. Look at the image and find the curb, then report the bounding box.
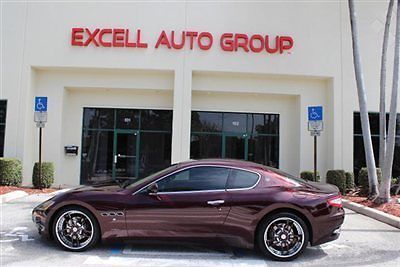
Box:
[0,190,29,204]
[343,199,400,229]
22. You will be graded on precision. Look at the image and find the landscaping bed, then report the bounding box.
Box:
[0,186,56,195]
[343,195,400,218]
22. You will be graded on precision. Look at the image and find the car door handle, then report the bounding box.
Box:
[207,200,225,206]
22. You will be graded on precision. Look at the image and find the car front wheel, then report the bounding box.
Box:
[52,206,100,251]
[257,212,309,261]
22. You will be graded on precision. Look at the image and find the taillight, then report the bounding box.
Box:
[327,195,343,208]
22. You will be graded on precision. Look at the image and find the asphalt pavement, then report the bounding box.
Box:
[1,193,399,267]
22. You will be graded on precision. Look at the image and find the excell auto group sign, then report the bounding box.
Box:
[71,28,294,54]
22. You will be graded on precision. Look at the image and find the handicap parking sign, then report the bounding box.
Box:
[308,106,323,121]
[35,97,47,112]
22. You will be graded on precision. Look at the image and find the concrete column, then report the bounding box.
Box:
[171,68,192,164]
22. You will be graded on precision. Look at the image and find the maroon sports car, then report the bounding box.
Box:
[32,159,344,261]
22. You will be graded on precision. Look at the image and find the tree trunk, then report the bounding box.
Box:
[379,0,400,203]
[379,0,395,170]
[348,0,380,198]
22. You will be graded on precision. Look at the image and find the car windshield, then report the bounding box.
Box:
[124,164,179,189]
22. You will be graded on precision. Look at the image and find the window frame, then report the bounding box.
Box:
[80,107,173,184]
[134,165,262,195]
[226,168,262,191]
[190,111,280,168]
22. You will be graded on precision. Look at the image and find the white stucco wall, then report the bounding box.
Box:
[1,1,399,186]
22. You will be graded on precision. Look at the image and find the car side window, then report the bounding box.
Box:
[157,166,230,192]
[227,169,259,189]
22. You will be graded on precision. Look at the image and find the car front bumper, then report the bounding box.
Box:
[32,209,50,237]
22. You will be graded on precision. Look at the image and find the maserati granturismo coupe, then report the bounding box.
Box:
[32,159,344,261]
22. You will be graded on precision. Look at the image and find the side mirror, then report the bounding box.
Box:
[147,183,158,196]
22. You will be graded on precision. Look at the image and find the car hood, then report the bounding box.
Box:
[68,180,124,193]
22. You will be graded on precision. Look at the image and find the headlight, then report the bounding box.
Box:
[35,199,55,211]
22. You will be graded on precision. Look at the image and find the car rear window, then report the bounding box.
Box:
[227,169,259,189]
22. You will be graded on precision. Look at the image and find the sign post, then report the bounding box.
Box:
[307,106,323,181]
[34,97,48,189]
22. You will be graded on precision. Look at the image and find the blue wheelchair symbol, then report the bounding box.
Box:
[35,97,47,112]
[308,106,323,121]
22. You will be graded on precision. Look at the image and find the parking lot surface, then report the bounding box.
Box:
[1,194,399,267]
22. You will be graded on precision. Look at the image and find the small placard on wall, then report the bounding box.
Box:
[65,146,79,156]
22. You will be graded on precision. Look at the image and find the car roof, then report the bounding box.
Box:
[176,158,268,171]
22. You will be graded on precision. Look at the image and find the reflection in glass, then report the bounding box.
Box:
[83,108,114,129]
[116,109,139,129]
[81,130,114,184]
[248,135,279,168]
[223,113,247,133]
[141,110,172,131]
[248,114,279,135]
[0,100,6,157]
[191,112,222,132]
[353,112,400,179]
[353,136,380,181]
[190,134,222,159]
[0,100,7,124]
[81,108,173,184]
[0,125,4,157]
[354,112,400,135]
[394,138,400,178]
[227,169,259,189]
[157,167,230,192]
[190,111,280,167]
[139,132,172,177]
[225,135,245,159]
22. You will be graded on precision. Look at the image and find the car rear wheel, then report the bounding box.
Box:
[52,206,100,251]
[257,212,309,261]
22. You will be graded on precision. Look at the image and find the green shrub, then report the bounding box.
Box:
[0,158,22,186]
[345,171,355,190]
[32,162,55,189]
[300,171,320,182]
[391,177,400,195]
[326,170,346,195]
[358,167,382,192]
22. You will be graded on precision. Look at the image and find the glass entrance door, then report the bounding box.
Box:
[81,108,173,185]
[223,134,247,160]
[113,131,138,180]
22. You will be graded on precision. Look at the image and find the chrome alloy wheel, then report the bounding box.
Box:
[55,210,94,250]
[263,217,305,258]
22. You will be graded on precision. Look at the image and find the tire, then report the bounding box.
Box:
[256,212,309,261]
[52,206,100,252]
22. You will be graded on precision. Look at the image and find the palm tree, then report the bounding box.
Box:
[380,0,400,203]
[348,0,379,197]
[379,0,394,171]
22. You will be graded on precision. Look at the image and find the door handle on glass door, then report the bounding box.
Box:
[207,200,225,206]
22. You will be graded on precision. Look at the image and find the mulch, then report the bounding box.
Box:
[343,195,400,218]
[0,186,56,195]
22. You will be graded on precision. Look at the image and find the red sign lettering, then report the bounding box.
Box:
[71,28,148,48]
[70,28,294,54]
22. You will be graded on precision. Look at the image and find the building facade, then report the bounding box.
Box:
[2,1,400,187]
